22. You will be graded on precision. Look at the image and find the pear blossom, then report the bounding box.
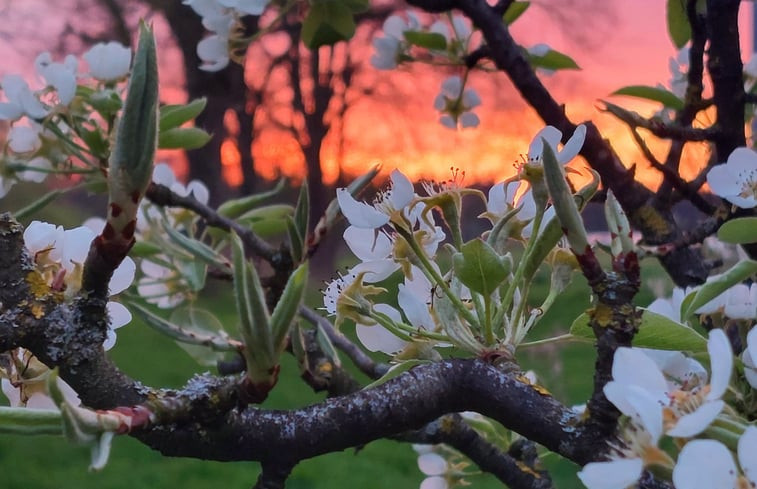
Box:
[370,13,421,70]
[197,35,230,72]
[672,427,757,489]
[152,163,210,204]
[484,181,554,238]
[83,42,132,82]
[527,124,586,166]
[707,147,757,208]
[723,282,757,319]
[743,325,757,388]
[0,74,48,121]
[434,76,481,129]
[355,303,409,354]
[1,350,80,408]
[7,125,42,153]
[668,47,689,98]
[16,156,53,184]
[23,220,134,348]
[35,52,78,105]
[136,258,190,309]
[337,169,414,229]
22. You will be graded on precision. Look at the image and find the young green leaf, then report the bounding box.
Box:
[301,0,356,49]
[158,127,212,150]
[542,141,589,253]
[681,260,757,319]
[217,178,286,218]
[270,262,309,352]
[452,238,507,296]
[363,360,430,389]
[717,217,757,244]
[294,180,310,248]
[161,221,229,269]
[403,31,447,50]
[316,322,342,367]
[570,309,707,352]
[666,0,691,49]
[159,97,207,132]
[612,85,685,111]
[503,1,530,24]
[286,217,304,265]
[528,49,580,70]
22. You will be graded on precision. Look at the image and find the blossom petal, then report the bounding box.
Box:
[667,400,723,437]
[738,426,757,484]
[611,347,669,402]
[343,226,391,262]
[109,257,136,295]
[672,439,737,489]
[419,476,448,489]
[388,169,414,210]
[83,42,132,82]
[336,188,389,228]
[558,124,586,163]
[417,452,447,476]
[577,458,643,489]
[528,126,562,161]
[706,328,732,401]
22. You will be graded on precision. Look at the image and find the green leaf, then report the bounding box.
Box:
[343,0,369,12]
[403,31,447,50]
[230,232,275,379]
[109,22,158,199]
[612,85,685,111]
[717,217,757,244]
[0,406,63,435]
[682,260,757,319]
[570,309,708,352]
[159,98,207,132]
[87,89,123,117]
[667,0,691,49]
[217,178,286,218]
[158,127,212,150]
[452,238,508,296]
[286,217,303,265]
[503,1,530,24]
[364,360,430,389]
[238,204,294,237]
[14,190,64,221]
[301,0,356,49]
[270,262,308,353]
[315,322,341,367]
[292,181,310,260]
[130,302,239,352]
[528,49,579,71]
[129,240,163,258]
[161,221,229,269]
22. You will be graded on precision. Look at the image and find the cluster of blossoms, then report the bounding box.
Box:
[0,219,135,409]
[0,41,132,197]
[135,163,211,308]
[578,330,757,489]
[183,0,270,72]
[370,12,482,130]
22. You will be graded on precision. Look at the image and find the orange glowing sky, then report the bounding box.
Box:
[0,1,754,190]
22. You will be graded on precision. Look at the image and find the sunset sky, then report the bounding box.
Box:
[0,1,754,190]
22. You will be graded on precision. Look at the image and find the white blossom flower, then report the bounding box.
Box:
[34,52,78,105]
[434,76,481,129]
[83,42,132,82]
[668,47,689,98]
[743,325,757,388]
[7,125,42,153]
[197,35,230,72]
[672,427,757,489]
[0,74,48,121]
[1,350,80,409]
[528,124,586,166]
[707,147,757,208]
[17,156,53,184]
[413,445,453,489]
[723,282,757,319]
[370,13,421,70]
[152,163,210,204]
[337,169,414,229]
[23,221,134,348]
[136,258,189,309]
[355,303,408,354]
[484,181,554,238]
